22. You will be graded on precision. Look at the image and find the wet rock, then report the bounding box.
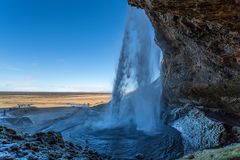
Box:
[76,144,82,150]
[0,151,14,160]
[46,131,64,145]
[5,128,16,135]
[184,154,194,159]
[232,127,240,142]
[88,149,95,155]
[12,134,24,140]
[0,126,4,132]
[10,144,19,152]
[101,153,112,159]
[31,145,39,152]
[135,153,145,159]
[24,142,31,149]
[26,154,38,160]
[69,142,74,147]
[35,136,43,143]
[48,152,61,160]
[2,139,9,144]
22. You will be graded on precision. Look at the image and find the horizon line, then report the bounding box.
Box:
[0,91,112,95]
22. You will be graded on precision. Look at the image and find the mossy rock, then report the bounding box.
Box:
[179,143,240,160]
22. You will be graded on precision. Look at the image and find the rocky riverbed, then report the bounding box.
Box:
[0,125,110,160]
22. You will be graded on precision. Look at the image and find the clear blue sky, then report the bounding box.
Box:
[0,0,128,92]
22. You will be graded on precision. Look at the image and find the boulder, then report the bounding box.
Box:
[167,105,240,153]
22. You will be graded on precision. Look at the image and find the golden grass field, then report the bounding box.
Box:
[0,92,111,108]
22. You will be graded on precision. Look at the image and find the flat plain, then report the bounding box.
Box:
[0,92,111,108]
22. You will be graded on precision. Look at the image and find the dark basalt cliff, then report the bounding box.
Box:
[128,0,240,116]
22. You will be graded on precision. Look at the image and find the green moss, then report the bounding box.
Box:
[179,143,240,160]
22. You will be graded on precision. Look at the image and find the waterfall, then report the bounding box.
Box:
[101,7,162,132]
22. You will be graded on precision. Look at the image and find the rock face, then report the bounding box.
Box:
[128,0,240,116]
[0,126,110,160]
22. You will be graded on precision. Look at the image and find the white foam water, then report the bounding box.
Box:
[103,7,162,133]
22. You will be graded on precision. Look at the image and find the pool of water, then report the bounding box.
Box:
[0,107,184,159]
[64,126,183,159]
[52,108,184,159]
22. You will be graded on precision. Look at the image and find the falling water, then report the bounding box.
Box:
[0,7,183,159]
[108,7,162,132]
